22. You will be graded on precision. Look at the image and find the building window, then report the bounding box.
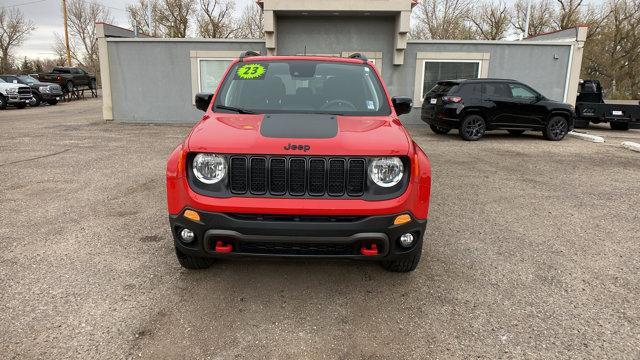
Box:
[422,61,480,97]
[198,59,232,93]
[413,52,490,106]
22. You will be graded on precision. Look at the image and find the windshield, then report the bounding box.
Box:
[18,75,37,84]
[213,60,391,116]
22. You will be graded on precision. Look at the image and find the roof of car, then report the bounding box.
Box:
[439,78,518,84]
[238,55,370,65]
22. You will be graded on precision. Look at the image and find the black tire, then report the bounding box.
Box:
[175,248,214,269]
[47,99,59,105]
[610,122,629,131]
[66,81,74,93]
[0,95,7,110]
[15,103,26,109]
[459,114,486,141]
[543,116,569,141]
[381,244,423,273]
[507,130,526,135]
[90,78,97,90]
[30,93,41,107]
[430,124,451,134]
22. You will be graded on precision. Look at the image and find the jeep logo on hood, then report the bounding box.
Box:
[284,143,310,152]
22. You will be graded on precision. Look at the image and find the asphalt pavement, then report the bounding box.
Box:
[1,99,638,359]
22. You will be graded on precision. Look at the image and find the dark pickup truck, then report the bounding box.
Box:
[37,67,96,93]
[575,79,640,130]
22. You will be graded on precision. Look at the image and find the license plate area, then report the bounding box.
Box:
[430,98,437,104]
[612,110,623,116]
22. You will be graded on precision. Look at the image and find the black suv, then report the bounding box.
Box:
[421,79,575,141]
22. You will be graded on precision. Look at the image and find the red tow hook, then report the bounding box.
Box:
[360,243,379,256]
[215,241,233,253]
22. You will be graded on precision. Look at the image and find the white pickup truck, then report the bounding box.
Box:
[0,78,33,110]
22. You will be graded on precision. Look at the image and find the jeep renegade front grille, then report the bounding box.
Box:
[228,156,366,197]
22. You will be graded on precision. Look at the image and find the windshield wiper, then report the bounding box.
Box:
[214,105,256,114]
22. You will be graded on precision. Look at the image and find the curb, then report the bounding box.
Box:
[621,141,640,152]
[568,131,605,143]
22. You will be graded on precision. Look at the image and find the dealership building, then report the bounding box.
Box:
[96,0,587,124]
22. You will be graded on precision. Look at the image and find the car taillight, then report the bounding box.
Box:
[442,96,462,103]
[56,76,61,81]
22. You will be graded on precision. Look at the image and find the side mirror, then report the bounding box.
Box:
[195,92,213,112]
[392,96,413,115]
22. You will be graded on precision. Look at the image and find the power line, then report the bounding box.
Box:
[1,0,49,9]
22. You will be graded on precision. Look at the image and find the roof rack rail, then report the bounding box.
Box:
[348,53,368,62]
[239,50,260,60]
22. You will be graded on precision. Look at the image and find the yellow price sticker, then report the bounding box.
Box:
[237,63,266,79]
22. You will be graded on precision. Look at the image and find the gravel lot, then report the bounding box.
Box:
[1,99,639,359]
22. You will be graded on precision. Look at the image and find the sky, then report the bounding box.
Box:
[2,0,255,59]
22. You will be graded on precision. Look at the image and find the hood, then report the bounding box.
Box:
[188,113,411,156]
[0,82,23,90]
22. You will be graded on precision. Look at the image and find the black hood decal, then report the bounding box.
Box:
[260,114,338,139]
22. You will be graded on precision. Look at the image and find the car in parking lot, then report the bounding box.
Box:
[0,75,63,106]
[167,53,432,272]
[421,78,575,141]
[0,77,32,109]
[37,66,96,93]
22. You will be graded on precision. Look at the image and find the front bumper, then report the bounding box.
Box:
[170,210,427,260]
[6,94,32,104]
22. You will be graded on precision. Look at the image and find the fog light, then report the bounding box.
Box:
[180,228,195,243]
[399,233,415,248]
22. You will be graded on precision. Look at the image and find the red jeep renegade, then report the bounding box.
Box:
[166,53,432,272]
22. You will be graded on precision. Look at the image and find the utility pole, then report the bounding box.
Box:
[62,0,72,66]
[523,0,532,39]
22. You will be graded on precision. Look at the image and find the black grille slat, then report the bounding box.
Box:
[229,157,247,193]
[227,155,366,197]
[239,241,357,256]
[289,158,306,196]
[250,157,267,194]
[347,159,366,196]
[308,159,326,195]
[327,159,346,196]
[269,158,286,195]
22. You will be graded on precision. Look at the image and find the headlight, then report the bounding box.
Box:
[6,88,17,94]
[39,86,49,93]
[368,157,404,187]
[192,153,226,184]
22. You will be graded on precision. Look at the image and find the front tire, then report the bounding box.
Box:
[543,116,569,141]
[460,114,486,141]
[47,99,59,105]
[30,93,41,107]
[175,248,215,269]
[381,244,423,273]
[429,124,451,134]
[0,95,7,110]
[610,122,629,131]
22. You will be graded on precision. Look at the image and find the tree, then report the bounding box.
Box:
[411,0,475,39]
[0,8,36,73]
[154,0,195,37]
[469,1,511,40]
[581,0,640,99]
[554,0,585,29]
[51,0,112,74]
[196,0,236,38]
[126,0,161,37]
[512,0,556,37]
[19,56,34,74]
[236,4,264,39]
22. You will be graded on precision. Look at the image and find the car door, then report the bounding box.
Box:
[482,82,516,126]
[506,83,548,127]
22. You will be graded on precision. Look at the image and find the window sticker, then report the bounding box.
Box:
[236,63,267,80]
[366,100,375,110]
